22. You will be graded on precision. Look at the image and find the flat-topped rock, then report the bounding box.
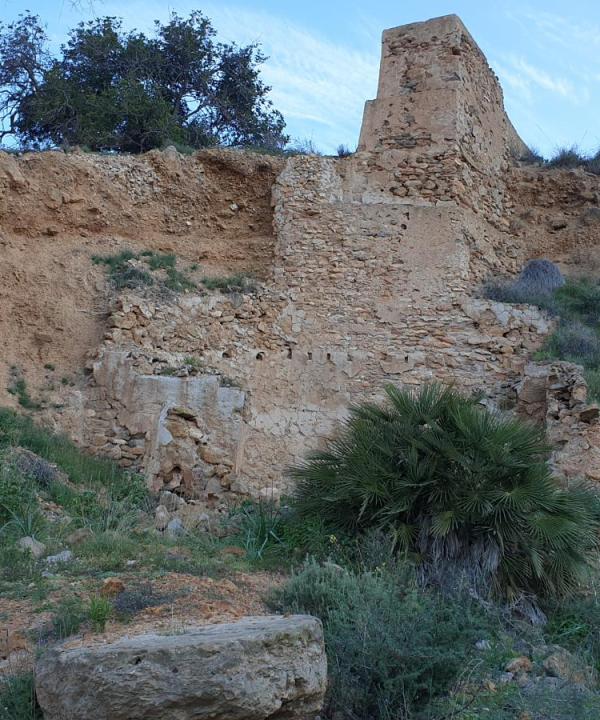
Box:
[35,615,327,720]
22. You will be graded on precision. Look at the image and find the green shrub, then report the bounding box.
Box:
[548,146,587,169]
[202,273,257,293]
[555,277,600,326]
[291,384,600,598]
[0,460,37,527]
[270,559,498,719]
[544,583,600,673]
[546,321,600,366]
[433,679,600,720]
[146,252,176,271]
[487,273,600,380]
[164,267,195,292]
[0,409,147,506]
[93,250,195,292]
[235,500,287,561]
[77,531,139,572]
[52,596,86,639]
[483,259,564,310]
[6,377,41,410]
[0,672,42,720]
[0,544,40,585]
[88,595,112,632]
[336,144,352,157]
[584,369,600,402]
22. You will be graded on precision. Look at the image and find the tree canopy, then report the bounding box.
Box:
[0,12,288,152]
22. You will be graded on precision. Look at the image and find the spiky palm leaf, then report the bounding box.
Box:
[291,384,600,598]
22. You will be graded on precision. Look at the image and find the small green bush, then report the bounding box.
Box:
[77,531,139,572]
[52,596,86,639]
[202,273,257,293]
[7,377,41,410]
[113,266,154,290]
[235,500,287,561]
[0,409,147,506]
[0,460,37,527]
[0,544,40,585]
[291,384,600,598]
[0,672,42,720]
[270,559,498,719]
[484,273,600,400]
[92,250,195,292]
[544,584,600,673]
[555,277,600,326]
[164,267,195,292]
[545,321,600,366]
[484,259,564,310]
[88,595,112,632]
[146,253,176,271]
[548,146,587,169]
[336,144,352,157]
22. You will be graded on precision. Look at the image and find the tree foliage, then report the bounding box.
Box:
[0,12,287,152]
[291,384,600,598]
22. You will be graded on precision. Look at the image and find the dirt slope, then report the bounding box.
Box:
[0,148,283,408]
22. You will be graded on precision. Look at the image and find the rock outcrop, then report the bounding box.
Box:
[35,615,327,720]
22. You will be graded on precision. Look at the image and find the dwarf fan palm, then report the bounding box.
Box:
[291,384,599,598]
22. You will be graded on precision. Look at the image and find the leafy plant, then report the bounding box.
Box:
[484,259,564,309]
[0,672,42,720]
[164,267,195,292]
[270,559,499,719]
[7,377,41,410]
[52,596,86,639]
[291,384,600,598]
[88,595,112,632]
[0,544,40,585]
[202,273,257,293]
[92,251,153,289]
[548,145,587,169]
[235,500,286,561]
[0,11,288,152]
[146,252,176,271]
[486,272,600,400]
[0,409,147,506]
[77,531,139,572]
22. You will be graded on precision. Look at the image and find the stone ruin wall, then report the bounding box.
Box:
[79,13,600,502]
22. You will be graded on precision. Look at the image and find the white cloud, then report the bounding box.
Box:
[506,56,578,100]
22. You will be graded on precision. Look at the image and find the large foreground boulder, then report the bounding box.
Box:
[35,615,327,720]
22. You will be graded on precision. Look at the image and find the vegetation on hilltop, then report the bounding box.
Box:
[0,11,288,153]
[485,261,600,399]
[518,144,600,174]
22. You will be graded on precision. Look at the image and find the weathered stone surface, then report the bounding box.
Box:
[17,536,46,559]
[35,615,326,720]
[45,549,73,565]
[516,361,600,482]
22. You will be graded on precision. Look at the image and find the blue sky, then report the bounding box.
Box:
[1,0,600,155]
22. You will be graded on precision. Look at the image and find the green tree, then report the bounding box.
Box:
[291,384,600,598]
[0,12,287,152]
